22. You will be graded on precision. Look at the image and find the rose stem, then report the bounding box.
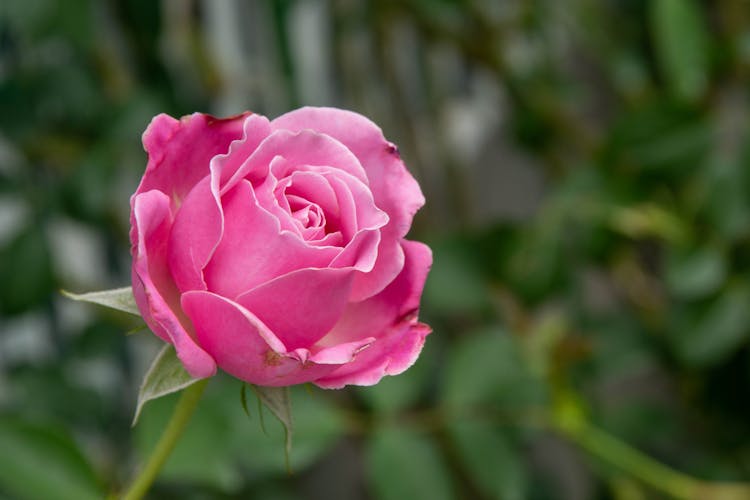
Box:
[121,378,210,500]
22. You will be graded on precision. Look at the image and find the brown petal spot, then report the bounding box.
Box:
[264,349,284,366]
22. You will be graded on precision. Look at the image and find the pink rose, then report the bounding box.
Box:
[130,107,432,388]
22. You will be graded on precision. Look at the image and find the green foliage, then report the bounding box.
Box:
[0,418,102,500]
[651,0,710,102]
[367,428,456,500]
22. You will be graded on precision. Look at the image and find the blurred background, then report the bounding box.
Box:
[2,0,750,499]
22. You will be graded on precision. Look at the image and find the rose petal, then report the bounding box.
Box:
[283,170,339,228]
[330,228,380,272]
[211,113,272,186]
[272,107,425,299]
[300,337,376,365]
[202,180,339,298]
[167,177,221,292]
[271,107,424,238]
[322,239,431,344]
[312,239,432,387]
[237,267,355,351]
[224,129,369,193]
[182,291,338,386]
[314,322,431,389]
[137,112,250,209]
[349,238,405,301]
[323,169,388,238]
[131,190,217,378]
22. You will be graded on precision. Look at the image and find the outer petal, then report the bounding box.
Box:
[236,268,355,351]
[202,180,339,298]
[181,291,339,386]
[224,129,368,194]
[211,113,272,186]
[313,240,432,388]
[131,191,216,378]
[136,112,250,207]
[272,107,425,299]
[314,322,431,389]
[167,177,221,292]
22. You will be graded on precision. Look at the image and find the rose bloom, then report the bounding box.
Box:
[130,107,432,388]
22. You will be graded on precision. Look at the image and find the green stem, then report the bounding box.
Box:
[121,379,209,500]
[553,397,750,499]
[567,423,695,498]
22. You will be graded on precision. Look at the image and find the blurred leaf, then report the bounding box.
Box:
[697,160,750,241]
[448,420,526,500]
[651,0,709,101]
[670,284,750,366]
[62,286,140,316]
[251,385,293,472]
[505,226,566,302]
[367,428,455,500]
[132,344,199,426]
[609,203,689,243]
[665,245,726,299]
[0,418,102,500]
[607,102,710,172]
[0,225,54,315]
[442,327,544,409]
[422,238,490,316]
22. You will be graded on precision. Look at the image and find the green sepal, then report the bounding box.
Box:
[62,286,140,316]
[250,385,293,473]
[132,344,201,426]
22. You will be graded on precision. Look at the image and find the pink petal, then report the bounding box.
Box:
[330,228,380,272]
[202,180,339,298]
[211,113,272,186]
[272,107,425,299]
[271,107,425,238]
[283,170,340,228]
[137,112,250,209]
[323,169,388,238]
[302,337,376,365]
[314,322,431,389]
[236,267,355,351]
[167,177,221,292]
[313,239,432,387]
[349,237,405,301]
[131,190,217,378]
[181,291,338,386]
[224,129,368,193]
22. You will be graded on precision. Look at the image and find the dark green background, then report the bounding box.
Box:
[1,0,750,498]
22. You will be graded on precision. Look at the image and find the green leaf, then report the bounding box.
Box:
[670,284,750,366]
[651,0,709,101]
[666,246,726,299]
[0,418,102,500]
[62,286,140,316]
[251,385,293,472]
[442,327,544,410]
[367,428,456,500]
[0,226,54,315]
[449,420,526,500]
[132,344,200,426]
[240,383,252,418]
